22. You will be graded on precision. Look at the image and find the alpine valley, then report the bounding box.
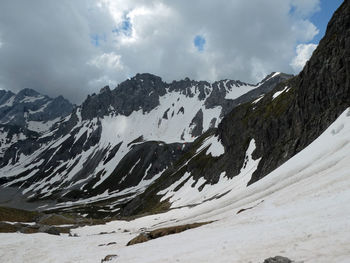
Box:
[0,1,349,263]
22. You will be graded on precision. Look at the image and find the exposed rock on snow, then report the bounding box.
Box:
[263,256,293,263]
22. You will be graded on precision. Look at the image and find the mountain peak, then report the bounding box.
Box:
[17,88,42,98]
[99,85,111,94]
[131,73,164,83]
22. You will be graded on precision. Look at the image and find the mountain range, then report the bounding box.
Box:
[0,69,292,215]
[0,1,349,262]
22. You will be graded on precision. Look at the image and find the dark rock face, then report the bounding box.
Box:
[0,88,74,128]
[263,256,293,263]
[101,255,118,263]
[0,124,40,166]
[205,80,245,109]
[81,73,167,120]
[168,78,210,99]
[90,141,186,194]
[190,109,204,137]
[0,90,15,105]
[0,88,74,166]
[227,73,292,115]
[126,222,211,246]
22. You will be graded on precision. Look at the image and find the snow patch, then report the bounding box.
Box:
[225,84,256,100]
[197,135,225,157]
[272,86,289,100]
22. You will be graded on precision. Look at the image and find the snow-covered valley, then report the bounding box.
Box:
[1,108,349,263]
[0,1,349,262]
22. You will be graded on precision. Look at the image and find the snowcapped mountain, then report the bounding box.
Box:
[0,2,349,262]
[0,0,348,220]
[0,88,73,131]
[118,0,349,218]
[0,72,291,213]
[0,88,73,164]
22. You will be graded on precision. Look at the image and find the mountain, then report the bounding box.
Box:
[118,0,349,217]
[0,72,291,213]
[0,0,348,222]
[0,88,74,162]
[0,88,74,131]
[0,2,349,262]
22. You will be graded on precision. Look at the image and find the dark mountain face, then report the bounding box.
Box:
[219,0,350,185]
[0,88,74,166]
[81,73,168,120]
[0,88,74,130]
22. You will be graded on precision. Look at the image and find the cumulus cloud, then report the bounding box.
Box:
[0,0,321,103]
[290,43,318,73]
[88,52,124,71]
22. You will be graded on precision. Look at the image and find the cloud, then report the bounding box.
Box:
[290,43,318,73]
[88,52,124,71]
[291,20,319,42]
[290,0,320,17]
[0,0,321,103]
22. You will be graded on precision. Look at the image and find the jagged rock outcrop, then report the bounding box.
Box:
[81,73,168,120]
[189,109,204,137]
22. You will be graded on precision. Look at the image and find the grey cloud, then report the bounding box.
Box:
[0,0,113,102]
[0,0,320,103]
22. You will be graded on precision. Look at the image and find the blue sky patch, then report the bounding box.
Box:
[288,0,343,45]
[194,35,206,52]
[310,0,343,44]
[112,14,132,37]
[90,33,106,47]
[90,34,100,47]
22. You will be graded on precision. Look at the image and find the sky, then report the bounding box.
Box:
[0,0,344,103]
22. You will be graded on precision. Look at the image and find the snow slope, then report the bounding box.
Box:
[1,108,349,263]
